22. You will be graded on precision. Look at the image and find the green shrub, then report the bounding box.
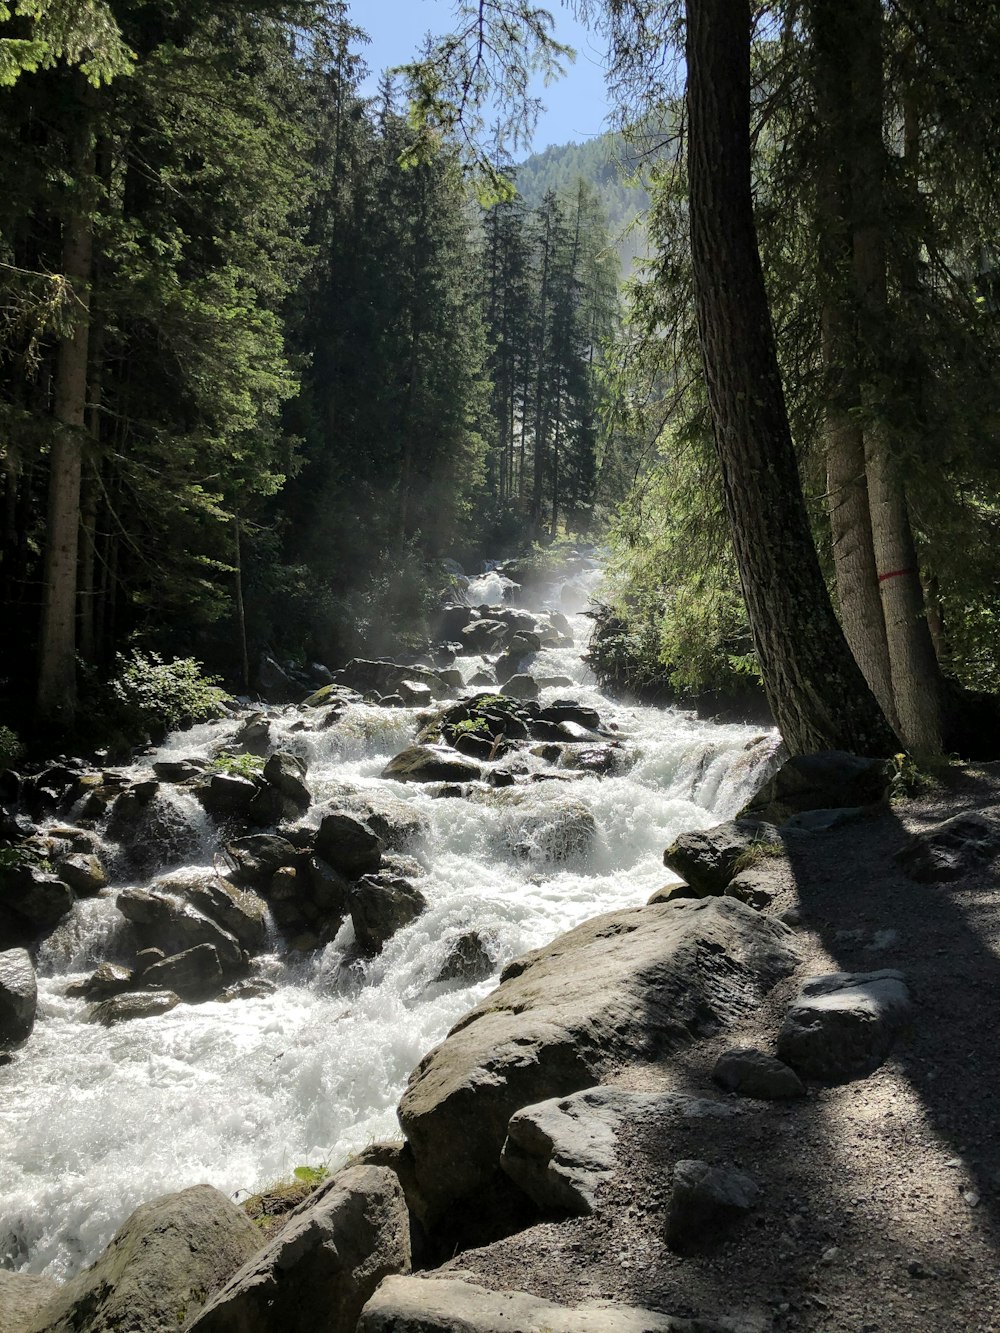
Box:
[211,751,265,778]
[110,651,231,734]
[0,724,24,771]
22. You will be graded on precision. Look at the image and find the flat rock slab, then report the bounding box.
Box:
[777,970,912,1083]
[0,1270,59,1333]
[29,1185,258,1333]
[357,1276,739,1332]
[186,1166,410,1333]
[501,1085,739,1214]
[398,897,799,1226]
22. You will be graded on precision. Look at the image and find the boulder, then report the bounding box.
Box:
[662,819,779,897]
[116,889,243,972]
[218,977,277,1002]
[231,715,272,756]
[186,1166,410,1333]
[160,873,268,954]
[500,673,539,702]
[225,834,299,884]
[723,867,777,911]
[777,970,912,1082]
[895,808,1000,882]
[0,947,36,1052]
[398,680,434,707]
[712,1048,804,1100]
[506,798,597,866]
[89,990,180,1025]
[28,1185,258,1333]
[562,744,623,776]
[538,702,601,730]
[458,621,508,654]
[262,752,311,810]
[501,1086,738,1215]
[196,774,259,820]
[647,884,699,905]
[664,1159,761,1252]
[740,750,888,823]
[142,945,224,1000]
[382,746,481,785]
[1,863,74,932]
[105,785,206,874]
[152,759,210,783]
[398,897,799,1227]
[357,1277,725,1333]
[319,790,428,852]
[66,961,135,1001]
[350,875,428,955]
[433,931,494,985]
[316,813,384,878]
[0,1271,59,1333]
[55,852,107,896]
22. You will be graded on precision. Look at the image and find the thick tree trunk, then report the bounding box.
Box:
[37,79,96,725]
[684,0,897,757]
[847,0,944,753]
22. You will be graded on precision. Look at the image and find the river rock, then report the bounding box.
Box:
[117,889,243,972]
[66,961,135,1001]
[197,773,259,820]
[89,990,181,1025]
[231,714,272,755]
[895,808,1000,882]
[152,758,210,783]
[159,872,268,953]
[323,787,429,852]
[317,812,384,877]
[55,852,107,896]
[664,1159,761,1252]
[350,875,428,955]
[262,751,311,810]
[0,1271,59,1333]
[0,947,36,1052]
[740,750,888,823]
[186,1166,410,1333]
[106,785,205,874]
[662,819,780,897]
[2,863,74,933]
[433,931,494,984]
[507,797,597,866]
[382,746,482,785]
[777,969,912,1082]
[538,701,601,730]
[398,680,434,707]
[724,866,777,910]
[500,673,539,701]
[459,620,508,654]
[225,834,299,884]
[27,1184,258,1333]
[398,897,799,1228]
[142,944,224,1000]
[218,977,277,1002]
[712,1048,804,1099]
[501,1086,738,1215]
[357,1276,727,1333]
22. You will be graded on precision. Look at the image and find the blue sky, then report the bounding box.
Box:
[350,0,611,153]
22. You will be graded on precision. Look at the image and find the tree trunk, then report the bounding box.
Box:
[847,0,944,753]
[811,0,898,731]
[37,76,96,725]
[684,0,897,757]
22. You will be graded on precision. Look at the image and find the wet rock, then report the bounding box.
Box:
[665,1159,760,1252]
[225,834,299,884]
[0,1269,59,1332]
[777,969,912,1082]
[895,808,1000,882]
[538,702,601,730]
[459,620,508,654]
[66,961,135,1001]
[350,875,428,955]
[1,863,74,932]
[453,730,496,760]
[398,897,798,1229]
[134,948,165,975]
[231,715,272,755]
[507,629,542,655]
[117,889,243,972]
[153,759,210,783]
[562,744,623,776]
[187,1166,410,1333]
[55,851,107,896]
[507,797,597,866]
[29,1184,258,1333]
[662,819,780,897]
[197,773,259,820]
[218,977,277,1002]
[0,948,36,1052]
[398,679,434,707]
[322,786,429,852]
[647,883,699,905]
[316,812,384,878]
[263,751,311,810]
[501,673,539,701]
[382,745,481,785]
[501,1085,737,1216]
[468,671,496,688]
[433,931,494,984]
[257,654,301,703]
[740,750,888,823]
[357,1276,718,1333]
[712,1048,804,1100]
[90,990,181,1025]
[303,856,350,920]
[142,944,224,1000]
[154,871,268,954]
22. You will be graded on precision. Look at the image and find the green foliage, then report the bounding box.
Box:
[292,1163,329,1186]
[731,838,785,876]
[0,0,134,87]
[110,651,230,733]
[210,751,264,779]
[451,716,490,737]
[0,723,24,769]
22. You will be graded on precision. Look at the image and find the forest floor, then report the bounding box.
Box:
[435,763,1000,1333]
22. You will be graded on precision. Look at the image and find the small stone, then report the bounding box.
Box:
[963,1190,980,1207]
[713,1048,804,1100]
[664,1159,760,1252]
[820,1246,839,1265]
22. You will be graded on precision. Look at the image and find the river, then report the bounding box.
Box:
[0,556,778,1279]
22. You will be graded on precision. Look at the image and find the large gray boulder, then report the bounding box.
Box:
[350,875,428,955]
[89,990,180,1025]
[740,750,888,823]
[28,1185,258,1333]
[776,970,912,1082]
[116,889,243,973]
[662,820,779,898]
[316,812,384,878]
[152,869,268,953]
[712,1048,804,1100]
[322,785,429,852]
[262,751,311,811]
[501,1085,738,1215]
[382,746,481,785]
[186,1166,410,1333]
[2,864,74,932]
[398,897,799,1227]
[141,945,223,1000]
[357,1276,734,1333]
[0,947,37,1052]
[0,1271,59,1333]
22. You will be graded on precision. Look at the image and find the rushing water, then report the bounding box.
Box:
[0,558,778,1279]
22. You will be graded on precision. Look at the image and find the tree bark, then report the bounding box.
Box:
[37,76,96,725]
[684,0,897,757]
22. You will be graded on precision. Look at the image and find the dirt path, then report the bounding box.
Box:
[436,765,1000,1332]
